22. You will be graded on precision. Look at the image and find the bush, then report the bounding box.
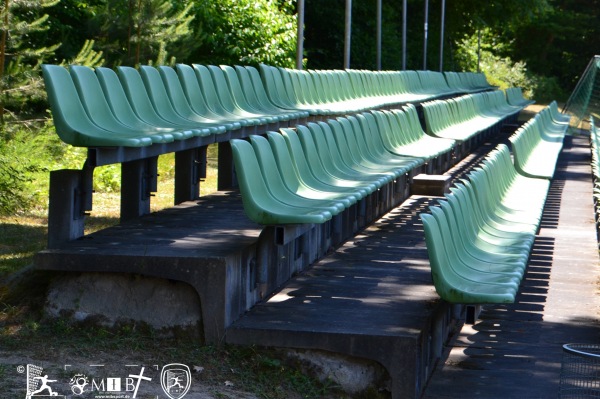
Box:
[529,75,566,103]
[454,30,565,103]
[0,120,88,215]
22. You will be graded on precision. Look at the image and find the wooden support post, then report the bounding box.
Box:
[120,156,158,222]
[174,146,207,204]
[47,167,93,248]
[217,141,236,191]
[466,304,482,324]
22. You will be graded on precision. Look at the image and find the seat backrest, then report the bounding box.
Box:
[230,65,271,113]
[193,64,235,115]
[41,64,149,147]
[176,63,225,118]
[140,65,209,125]
[258,64,292,109]
[243,66,287,112]
[117,66,181,127]
[207,65,243,114]
[70,65,131,132]
[158,65,213,120]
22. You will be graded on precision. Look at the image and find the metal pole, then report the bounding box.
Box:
[477,26,481,73]
[439,0,445,72]
[344,0,352,69]
[296,0,305,70]
[376,0,382,70]
[423,0,429,70]
[402,0,407,70]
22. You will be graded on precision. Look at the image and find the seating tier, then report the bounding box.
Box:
[420,144,551,304]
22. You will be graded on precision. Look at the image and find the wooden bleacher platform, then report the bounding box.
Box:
[35,128,506,399]
[35,63,555,398]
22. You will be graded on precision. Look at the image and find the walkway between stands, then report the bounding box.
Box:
[422,134,600,398]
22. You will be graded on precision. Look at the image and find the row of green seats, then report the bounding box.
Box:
[444,71,495,94]
[509,104,569,180]
[258,65,493,117]
[421,90,523,143]
[230,105,457,225]
[42,63,312,148]
[420,144,550,304]
[505,87,535,107]
[43,61,498,149]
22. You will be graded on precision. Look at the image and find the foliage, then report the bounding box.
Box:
[512,0,600,92]
[0,125,51,215]
[454,29,531,90]
[91,0,195,66]
[454,27,566,103]
[0,0,61,123]
[190,0,297,67]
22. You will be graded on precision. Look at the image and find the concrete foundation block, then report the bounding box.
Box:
[45,273,202,336]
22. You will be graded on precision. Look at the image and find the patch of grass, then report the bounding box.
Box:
[0,216,47,277]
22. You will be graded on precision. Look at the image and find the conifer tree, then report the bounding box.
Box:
[0,0,60,129]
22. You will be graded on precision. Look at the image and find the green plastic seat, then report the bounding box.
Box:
[193,64,263,126]
[232,66,305,123]
[139,65,226,135]
[69,65,176,144]
[353,112,427,169]
[95,66,197,141]
[370,108,454,160]
[258,64,302,112]
[429,206,524,284]
[449,185,535,252]
[207,65,278,125]
[505,87,535,107]
[289,125,376,195]
[442,194,531,264]
[421,213,517,304]
[116,66,210,139]
[230,138,332,225]
[175,63,249,129]
[437,200,530,267]
[239,66,309,120]
[249,135,346,215]
[267,131,362,205]
[323,119,399,183]
[509,114,563,179]
[334,117,418,177]
[157,65,240,133]
[41,64,152,147]
[303,122,387,190]
[549,101,571,124]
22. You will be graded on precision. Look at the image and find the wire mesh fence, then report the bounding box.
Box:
[560,343,600,398]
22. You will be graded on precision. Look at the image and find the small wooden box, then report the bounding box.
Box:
[411,174,452,196]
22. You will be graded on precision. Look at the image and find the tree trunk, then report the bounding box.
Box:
[0,0,8,127]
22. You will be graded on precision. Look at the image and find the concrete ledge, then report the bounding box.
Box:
[45,272,203,336]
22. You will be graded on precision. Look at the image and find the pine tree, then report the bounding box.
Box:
[96,0,194,66]
[0,0,60,129]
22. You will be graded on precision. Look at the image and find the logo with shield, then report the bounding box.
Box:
[160,364,191,399]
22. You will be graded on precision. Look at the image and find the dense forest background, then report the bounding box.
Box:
[1,0,599,215]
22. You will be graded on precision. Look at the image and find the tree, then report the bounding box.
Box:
[0,0,60,128]
[90,0,195,66]
[189,0,297,67]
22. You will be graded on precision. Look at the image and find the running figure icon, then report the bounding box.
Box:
[31,375,58,396]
